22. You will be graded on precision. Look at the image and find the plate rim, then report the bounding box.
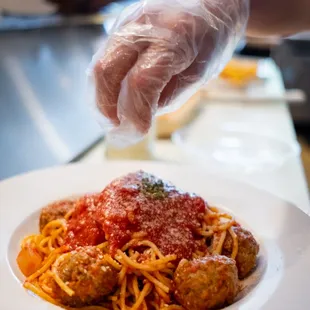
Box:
[0,161,305,210]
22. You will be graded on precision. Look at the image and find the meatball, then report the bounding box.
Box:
[39,199,75,232]
[174,255,238,310]
[53,246,118,307]
[222,226,259,279]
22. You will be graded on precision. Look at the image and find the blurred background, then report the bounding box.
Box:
[0,0,309,194]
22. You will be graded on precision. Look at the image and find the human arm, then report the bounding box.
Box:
[248,0,310,37]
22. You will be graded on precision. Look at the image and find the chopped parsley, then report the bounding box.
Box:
[140,177,168,199]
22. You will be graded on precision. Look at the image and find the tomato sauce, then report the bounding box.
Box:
[65,171,207,259]
[65,194,106,249]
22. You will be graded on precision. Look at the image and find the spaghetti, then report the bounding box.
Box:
[17,205,238,310]
[16,171,257,310]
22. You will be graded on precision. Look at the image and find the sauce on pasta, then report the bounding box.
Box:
[66,171,206,259]
[65,194,106,248]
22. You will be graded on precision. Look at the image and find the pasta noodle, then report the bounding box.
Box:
[18,203,240,310]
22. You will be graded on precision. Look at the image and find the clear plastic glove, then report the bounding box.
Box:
[89,0,249,146]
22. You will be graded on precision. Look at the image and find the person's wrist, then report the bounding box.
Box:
[299,0,310,32]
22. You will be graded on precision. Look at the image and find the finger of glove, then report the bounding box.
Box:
[158,32,216,108]
[117,42,191,134]
[93,39,139,126]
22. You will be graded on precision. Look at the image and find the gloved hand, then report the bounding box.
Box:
[90,0,249,145]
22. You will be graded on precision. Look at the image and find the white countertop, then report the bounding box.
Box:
[81,59,310,214]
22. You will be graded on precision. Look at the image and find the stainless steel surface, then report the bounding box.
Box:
[0,25,105,179]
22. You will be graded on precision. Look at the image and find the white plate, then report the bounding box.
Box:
[1,161,310,310]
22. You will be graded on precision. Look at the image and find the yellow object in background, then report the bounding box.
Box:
[220,58,258,87]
